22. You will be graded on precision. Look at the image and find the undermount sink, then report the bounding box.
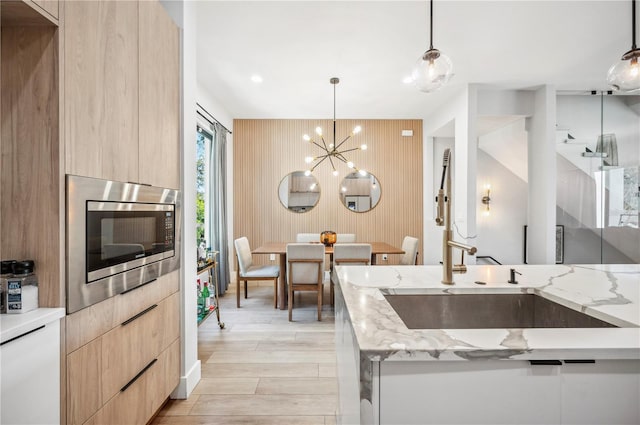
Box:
[383,293,617,329]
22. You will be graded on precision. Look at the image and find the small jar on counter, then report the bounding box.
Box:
[0,260,16,314]
[5,260,39,314]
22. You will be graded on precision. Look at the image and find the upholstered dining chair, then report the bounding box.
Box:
[336,233,356,243]
[234,237,280,309]
[331,243,372,306]
[399,236,420,265]
[296,233,319,243]
[286,243,325,321]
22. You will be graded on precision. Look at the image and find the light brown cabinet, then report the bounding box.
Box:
[139,0,180,189]
[64,0,180,189]
[4,1,182,423]
[1,3,62,308]
[64,0,139,184]
[101,292,179,402]
[67,338,102,425]
[84,340,180,425]
[31,0,58,20]
[65,271,180,425]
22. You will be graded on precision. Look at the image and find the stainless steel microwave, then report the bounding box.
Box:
[66,175,181,313]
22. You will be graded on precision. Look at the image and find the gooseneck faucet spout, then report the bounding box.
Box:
[435,149,477,284]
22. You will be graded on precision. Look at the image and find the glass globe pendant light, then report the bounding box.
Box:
[412,0,453,93]
[607,0,640,92]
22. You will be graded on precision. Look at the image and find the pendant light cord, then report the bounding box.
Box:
[429,0,434,50]
[633,0,637,50]
[332,80,336,148]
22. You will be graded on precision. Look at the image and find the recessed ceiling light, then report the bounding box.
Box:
[402,76,414,84]
[251,75,263,83]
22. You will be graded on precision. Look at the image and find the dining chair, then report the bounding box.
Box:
[399,236,420,265]
[336,233,356,243]
[296,233,319,243]
[286,243,325,321]
[331,243,372,306]
[234,237,280,308]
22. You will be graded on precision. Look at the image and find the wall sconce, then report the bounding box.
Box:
[481,184,491,215]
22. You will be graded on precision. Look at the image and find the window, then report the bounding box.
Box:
[196,123,214,246]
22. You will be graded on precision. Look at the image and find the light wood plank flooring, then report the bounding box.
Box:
[153,282,337,425]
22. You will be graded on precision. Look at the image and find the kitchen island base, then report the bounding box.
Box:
[334,264,640,425]
[378,359,639,425]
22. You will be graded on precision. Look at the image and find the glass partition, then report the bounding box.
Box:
[556,92,639,264]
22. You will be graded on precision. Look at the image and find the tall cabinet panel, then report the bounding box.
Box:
[64,0,139,184]
[1,23,61,307]
[138,0,180,189]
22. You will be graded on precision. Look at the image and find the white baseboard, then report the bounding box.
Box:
[171,359,201,399]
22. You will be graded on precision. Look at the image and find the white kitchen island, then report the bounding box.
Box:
[334,264,640,425]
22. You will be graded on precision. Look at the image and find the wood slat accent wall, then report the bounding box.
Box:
[233,119,423,266]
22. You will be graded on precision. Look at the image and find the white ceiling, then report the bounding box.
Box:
[195,1,632,120]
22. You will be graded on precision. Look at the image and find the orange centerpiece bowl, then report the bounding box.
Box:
[321,231,337,247]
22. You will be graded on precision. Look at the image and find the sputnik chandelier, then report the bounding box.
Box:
[303,77,368,177]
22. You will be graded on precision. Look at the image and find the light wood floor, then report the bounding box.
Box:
[152,282,337,425]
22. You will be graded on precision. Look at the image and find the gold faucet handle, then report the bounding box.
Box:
[452,264,467,273]
[452,251,467,274]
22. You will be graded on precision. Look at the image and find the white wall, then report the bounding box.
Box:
[478,119,528,182]
[476,150,528,265]
[423,87,477,266]
[161,0,238,399]
[526,85,557,264]
[160,0,200,399]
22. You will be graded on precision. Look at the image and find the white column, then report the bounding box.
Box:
[453,85,478,264]
[526,85,557,264]
[423,128,435,265]
[162,0,201,398]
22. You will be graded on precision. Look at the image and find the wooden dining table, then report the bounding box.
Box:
[253,242,404,310]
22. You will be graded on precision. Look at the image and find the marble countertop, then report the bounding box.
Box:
[0,308,65,344]
[335,264,640,361]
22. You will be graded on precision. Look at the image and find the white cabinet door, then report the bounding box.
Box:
[561,360,640,425]
[1,320,61,424]
[380,360,562,425]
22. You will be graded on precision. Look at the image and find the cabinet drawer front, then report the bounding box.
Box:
[66,270,179,353]
[101,292,179,400]
[111,271,179,327]
[86,339,179,425]
[67,338,102,425]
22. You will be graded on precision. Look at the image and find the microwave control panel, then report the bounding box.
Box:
[165,211,174,248]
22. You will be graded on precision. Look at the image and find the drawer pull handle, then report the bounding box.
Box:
[0,325,45,347]
[127,181,152,187]
[120,278,157,295]
[121,304,158,326]
[529,360,562,366]
[120,358,157,392]
[564,359,596,364]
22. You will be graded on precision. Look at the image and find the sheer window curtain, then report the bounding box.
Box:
[209,122,230,294]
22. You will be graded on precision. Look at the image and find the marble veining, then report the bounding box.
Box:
[335,264,640,363]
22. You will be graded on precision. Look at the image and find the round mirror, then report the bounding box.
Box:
[278,171,321,213]
[339,171,381,213]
